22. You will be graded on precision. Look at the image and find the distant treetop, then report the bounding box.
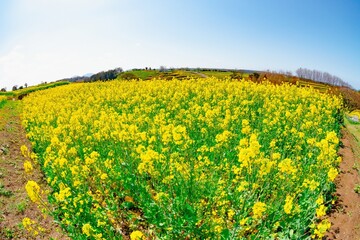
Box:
[296,68,352,89]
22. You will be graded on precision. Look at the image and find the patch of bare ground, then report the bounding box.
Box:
[0,101,68,239]
[326,120,360,240]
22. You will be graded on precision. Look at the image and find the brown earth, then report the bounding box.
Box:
[0,101,67,239]
[326,122,360,239]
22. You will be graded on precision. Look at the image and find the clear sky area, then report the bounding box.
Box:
[0,0,359,90]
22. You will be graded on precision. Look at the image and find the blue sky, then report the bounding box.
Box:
[0,0,359,90]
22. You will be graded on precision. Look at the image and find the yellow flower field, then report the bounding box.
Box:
[21,78,342,239]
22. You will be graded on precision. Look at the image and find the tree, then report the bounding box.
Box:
[1,88,6,92]
[296,67,352,88]
[230,71,244,80]
[25,83,28,88]
[12,85,18,91]
[119,72,138,80]
[159,66,167,72]
[114,67,123,74]
[90,68,119,82]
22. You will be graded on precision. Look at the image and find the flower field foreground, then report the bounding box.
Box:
[21,78,342,239]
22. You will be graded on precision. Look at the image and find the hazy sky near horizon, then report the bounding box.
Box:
[0,0,359,90]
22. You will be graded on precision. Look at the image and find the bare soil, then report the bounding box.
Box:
[0,101,67,239]
[326,124,360,239]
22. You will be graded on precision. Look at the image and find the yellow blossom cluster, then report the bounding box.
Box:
[21,78,342,239]
[25,180,40,203]
[22,217,45,237]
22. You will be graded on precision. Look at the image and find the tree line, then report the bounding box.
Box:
[295,68,352,88]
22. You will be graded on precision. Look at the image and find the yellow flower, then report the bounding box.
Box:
[24,160,33,173]
[100,173,108,180]
[252,201,266,219]
[284,195,294,214]
[22,217,35,231]
[73,180,81,187]
[228,209,235,220]
[236,181,249,192]
[172,125,187,145]
[272,152,281,160]
[313,219,331,238]
[20,145,28,157]
[130,230,145,240]
[309,180,319,191]
[94,233,103,240]
[328,167,338,181]
[25,181,40,203]
[278,158,296,175]
[215,130,232,144]
[316,195,324,205]
[54,185,71,202]
[241,119,251,134]
[82,223,92,237]
[240,217,248,226]
[154,192,169,202]
[316,204,327,217]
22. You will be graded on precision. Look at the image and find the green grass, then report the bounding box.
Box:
[297,80,331,93]
[0,101,21,131]
[119,69,202,81]
[0,92,15,97]
[0,100,7,109]
[0,81,70,100]
[130,70,160,80]
[16,201,27,214]
[345,115,360,199]
[0,183,13,197]
[345,117,360,142]
[199,71,233,79]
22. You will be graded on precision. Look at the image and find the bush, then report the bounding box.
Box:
[119,72,139,80]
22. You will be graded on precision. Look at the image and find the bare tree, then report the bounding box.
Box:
[295,68,352,88]
[159,66,167,72]
[114,67,123,74]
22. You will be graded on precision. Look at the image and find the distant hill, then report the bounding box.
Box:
[83,73,93,77]
[6,66,356,110]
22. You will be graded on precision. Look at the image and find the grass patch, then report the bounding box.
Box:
[16,201,27,214]
[0,96,7,109]
[0,183,13,197]
[344,117,360,144]
[130,70,160,80]
[199,70,233,79]
[354,184,360,194]
[0,92,15,97]
[0,81,70,100]
[3,228,14,239]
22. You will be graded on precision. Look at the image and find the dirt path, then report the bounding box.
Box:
[0,101,66,239]
[326,120,360,239]
[191,71,208,78]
